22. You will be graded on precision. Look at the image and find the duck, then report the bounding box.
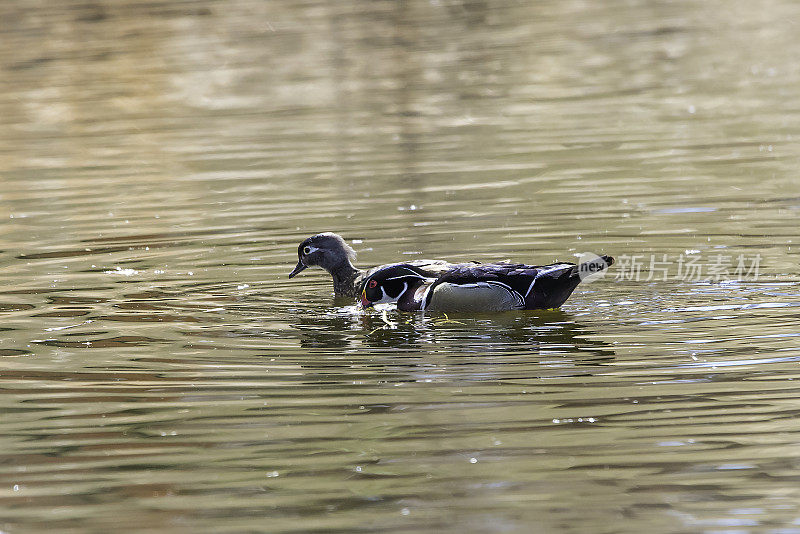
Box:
[288,232,467,299]
[359,256,614,312]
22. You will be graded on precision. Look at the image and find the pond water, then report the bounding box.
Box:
[2,0,800,532]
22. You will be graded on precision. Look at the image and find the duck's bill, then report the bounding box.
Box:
[288,261,307,278]
[360,290,373,309]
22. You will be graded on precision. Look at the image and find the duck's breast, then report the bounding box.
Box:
[425,281,524,312]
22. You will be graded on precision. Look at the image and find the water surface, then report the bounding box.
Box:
[2,0,800,532]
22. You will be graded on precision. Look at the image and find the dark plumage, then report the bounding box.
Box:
[360,256,614,312]
[288,233,464,298]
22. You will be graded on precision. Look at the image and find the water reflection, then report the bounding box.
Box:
[3,0,800,531]
[297,308,616,366]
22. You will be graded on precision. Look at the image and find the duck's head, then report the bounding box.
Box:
[359,265,429,308]
[289,233,357,278]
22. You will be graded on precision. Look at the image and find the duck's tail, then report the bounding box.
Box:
[525,255,614,309]
[573,254,614,279]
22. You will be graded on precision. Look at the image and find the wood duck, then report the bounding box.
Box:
[359,256,614,312]
[288,233,464,299]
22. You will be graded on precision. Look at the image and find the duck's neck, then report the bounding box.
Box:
[330,261,362,298]
[397,280,428,312]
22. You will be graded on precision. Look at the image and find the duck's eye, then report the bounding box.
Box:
[368,280,377,289]
[303,246,312,255]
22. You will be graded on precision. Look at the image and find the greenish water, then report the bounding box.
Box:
[2,0,800,532]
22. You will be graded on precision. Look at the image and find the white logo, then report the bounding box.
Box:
[577,252,611,283]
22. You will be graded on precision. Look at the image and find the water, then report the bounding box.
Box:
[2,0,800,532]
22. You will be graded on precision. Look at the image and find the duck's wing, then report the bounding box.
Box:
[423,262,584,311]
[419,263,527,311]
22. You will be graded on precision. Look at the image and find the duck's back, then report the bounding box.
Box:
[397,259,458,276]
